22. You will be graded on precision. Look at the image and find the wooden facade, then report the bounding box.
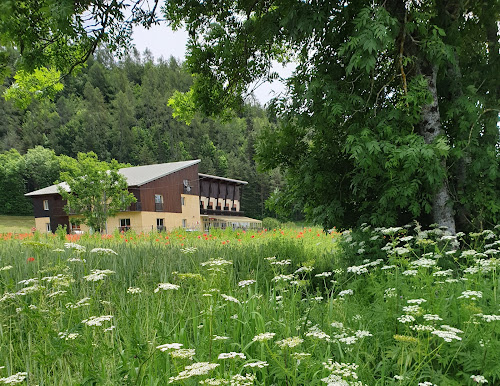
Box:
[32,193,69,231]
[199,174,243,215]
[137,164,200,213]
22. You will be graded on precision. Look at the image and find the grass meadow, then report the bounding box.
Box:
[0,225,499,385]
[0,216,35,234]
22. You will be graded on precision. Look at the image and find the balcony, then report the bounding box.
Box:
[124,202,142,211]
[200,207,244,217]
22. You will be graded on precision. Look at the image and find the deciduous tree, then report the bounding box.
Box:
[58,152,136,233]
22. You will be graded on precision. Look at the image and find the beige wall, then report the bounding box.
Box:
[35,217,51,233]
[140,194,201,231]
[67,195,202,233]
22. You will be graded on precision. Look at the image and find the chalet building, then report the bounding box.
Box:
[25,160,262,233]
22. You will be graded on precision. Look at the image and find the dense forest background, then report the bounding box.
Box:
[0,49,283,220]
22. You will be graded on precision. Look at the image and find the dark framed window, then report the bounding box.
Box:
[43,200,49,210]
[155,194,163,211]
[157,218,164,231]
[119,218,131,232]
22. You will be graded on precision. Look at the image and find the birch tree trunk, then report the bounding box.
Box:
[419,64,456,234]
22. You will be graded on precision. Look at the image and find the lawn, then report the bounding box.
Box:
[0,215,35,234]
[0,225,498,385]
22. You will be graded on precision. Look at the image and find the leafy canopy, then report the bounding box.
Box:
[163,0,499,231]
[58,152,136,233]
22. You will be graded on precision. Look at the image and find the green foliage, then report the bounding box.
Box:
[262,217,281,230]
[3,67,63,109]
[168,89,197,125]
[58,152,136,233]
[163,1,499,232]
[0,149,32,215]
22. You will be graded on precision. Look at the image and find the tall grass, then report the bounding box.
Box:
[0,225,499,385]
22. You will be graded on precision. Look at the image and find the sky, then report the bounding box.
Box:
[132,24,293,106]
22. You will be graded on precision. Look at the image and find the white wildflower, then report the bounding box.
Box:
[154,283,180,292]
[402,270,418,276]
[272,274,294,282]
[244,361,269,368]
[221,294,240,303]
[168,362,219,382]
[156,343,183,351]
[127,287,142,294]
[82,315,113,326]
[355,330,372,338]
[410,324,436,332]
[433,269,453,277]
[217,352,246,360]
[338,289,353,297]
[0,372,27,384]
[180,247,197,254]
[407,298,427,304]
[423,314,443,321]
[64,242,86,252]
[252,332,275,342]
[458,290,482,300]
[471,374,488,383]
[474,314,500,322]
[397,315,416,324]
[170,348,196,360]
[238,279,256,287]
[84,269,115,282]
[384,288,397,298]
[411,258,436,268]
[58,331,80,340]
[276,336,303,348]
[270,259,291,266]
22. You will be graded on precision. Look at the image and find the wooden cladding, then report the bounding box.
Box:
[33,194,67,218]
[137,164,200,213]
[199,176,241,203]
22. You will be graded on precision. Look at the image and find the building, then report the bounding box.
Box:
[25,159,262,233]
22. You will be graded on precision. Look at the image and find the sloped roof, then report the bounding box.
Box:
[25,182,69,196]
[120,159,200,186]
[25,160,201,197]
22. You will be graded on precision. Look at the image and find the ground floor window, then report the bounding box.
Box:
[157,218,164,232]
[119,218,131,232]
[46,223,51,232]
[182,219,187,228]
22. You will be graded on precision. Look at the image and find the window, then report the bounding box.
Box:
[182,219,187,228]
[46,223,51,232]
[157,218,164,232]
[155,194,163,211]
[181,197,185,206]
[119,218,131,232]
[43,200,49,210]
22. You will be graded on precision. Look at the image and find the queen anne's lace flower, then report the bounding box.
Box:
[154,283,180,292]
[253,332,275,342]
[217,352,246,360]
[0,372,28,384]
[276,336,303,348]
[169,362,219,382]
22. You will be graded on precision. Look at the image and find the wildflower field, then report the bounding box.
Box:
[0,225,499,385]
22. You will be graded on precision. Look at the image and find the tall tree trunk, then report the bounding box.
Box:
[418,64,456,234]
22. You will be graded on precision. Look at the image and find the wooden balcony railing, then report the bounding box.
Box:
[200,207,244,216]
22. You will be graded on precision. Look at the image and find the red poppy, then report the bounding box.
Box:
[27,257,35,262]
